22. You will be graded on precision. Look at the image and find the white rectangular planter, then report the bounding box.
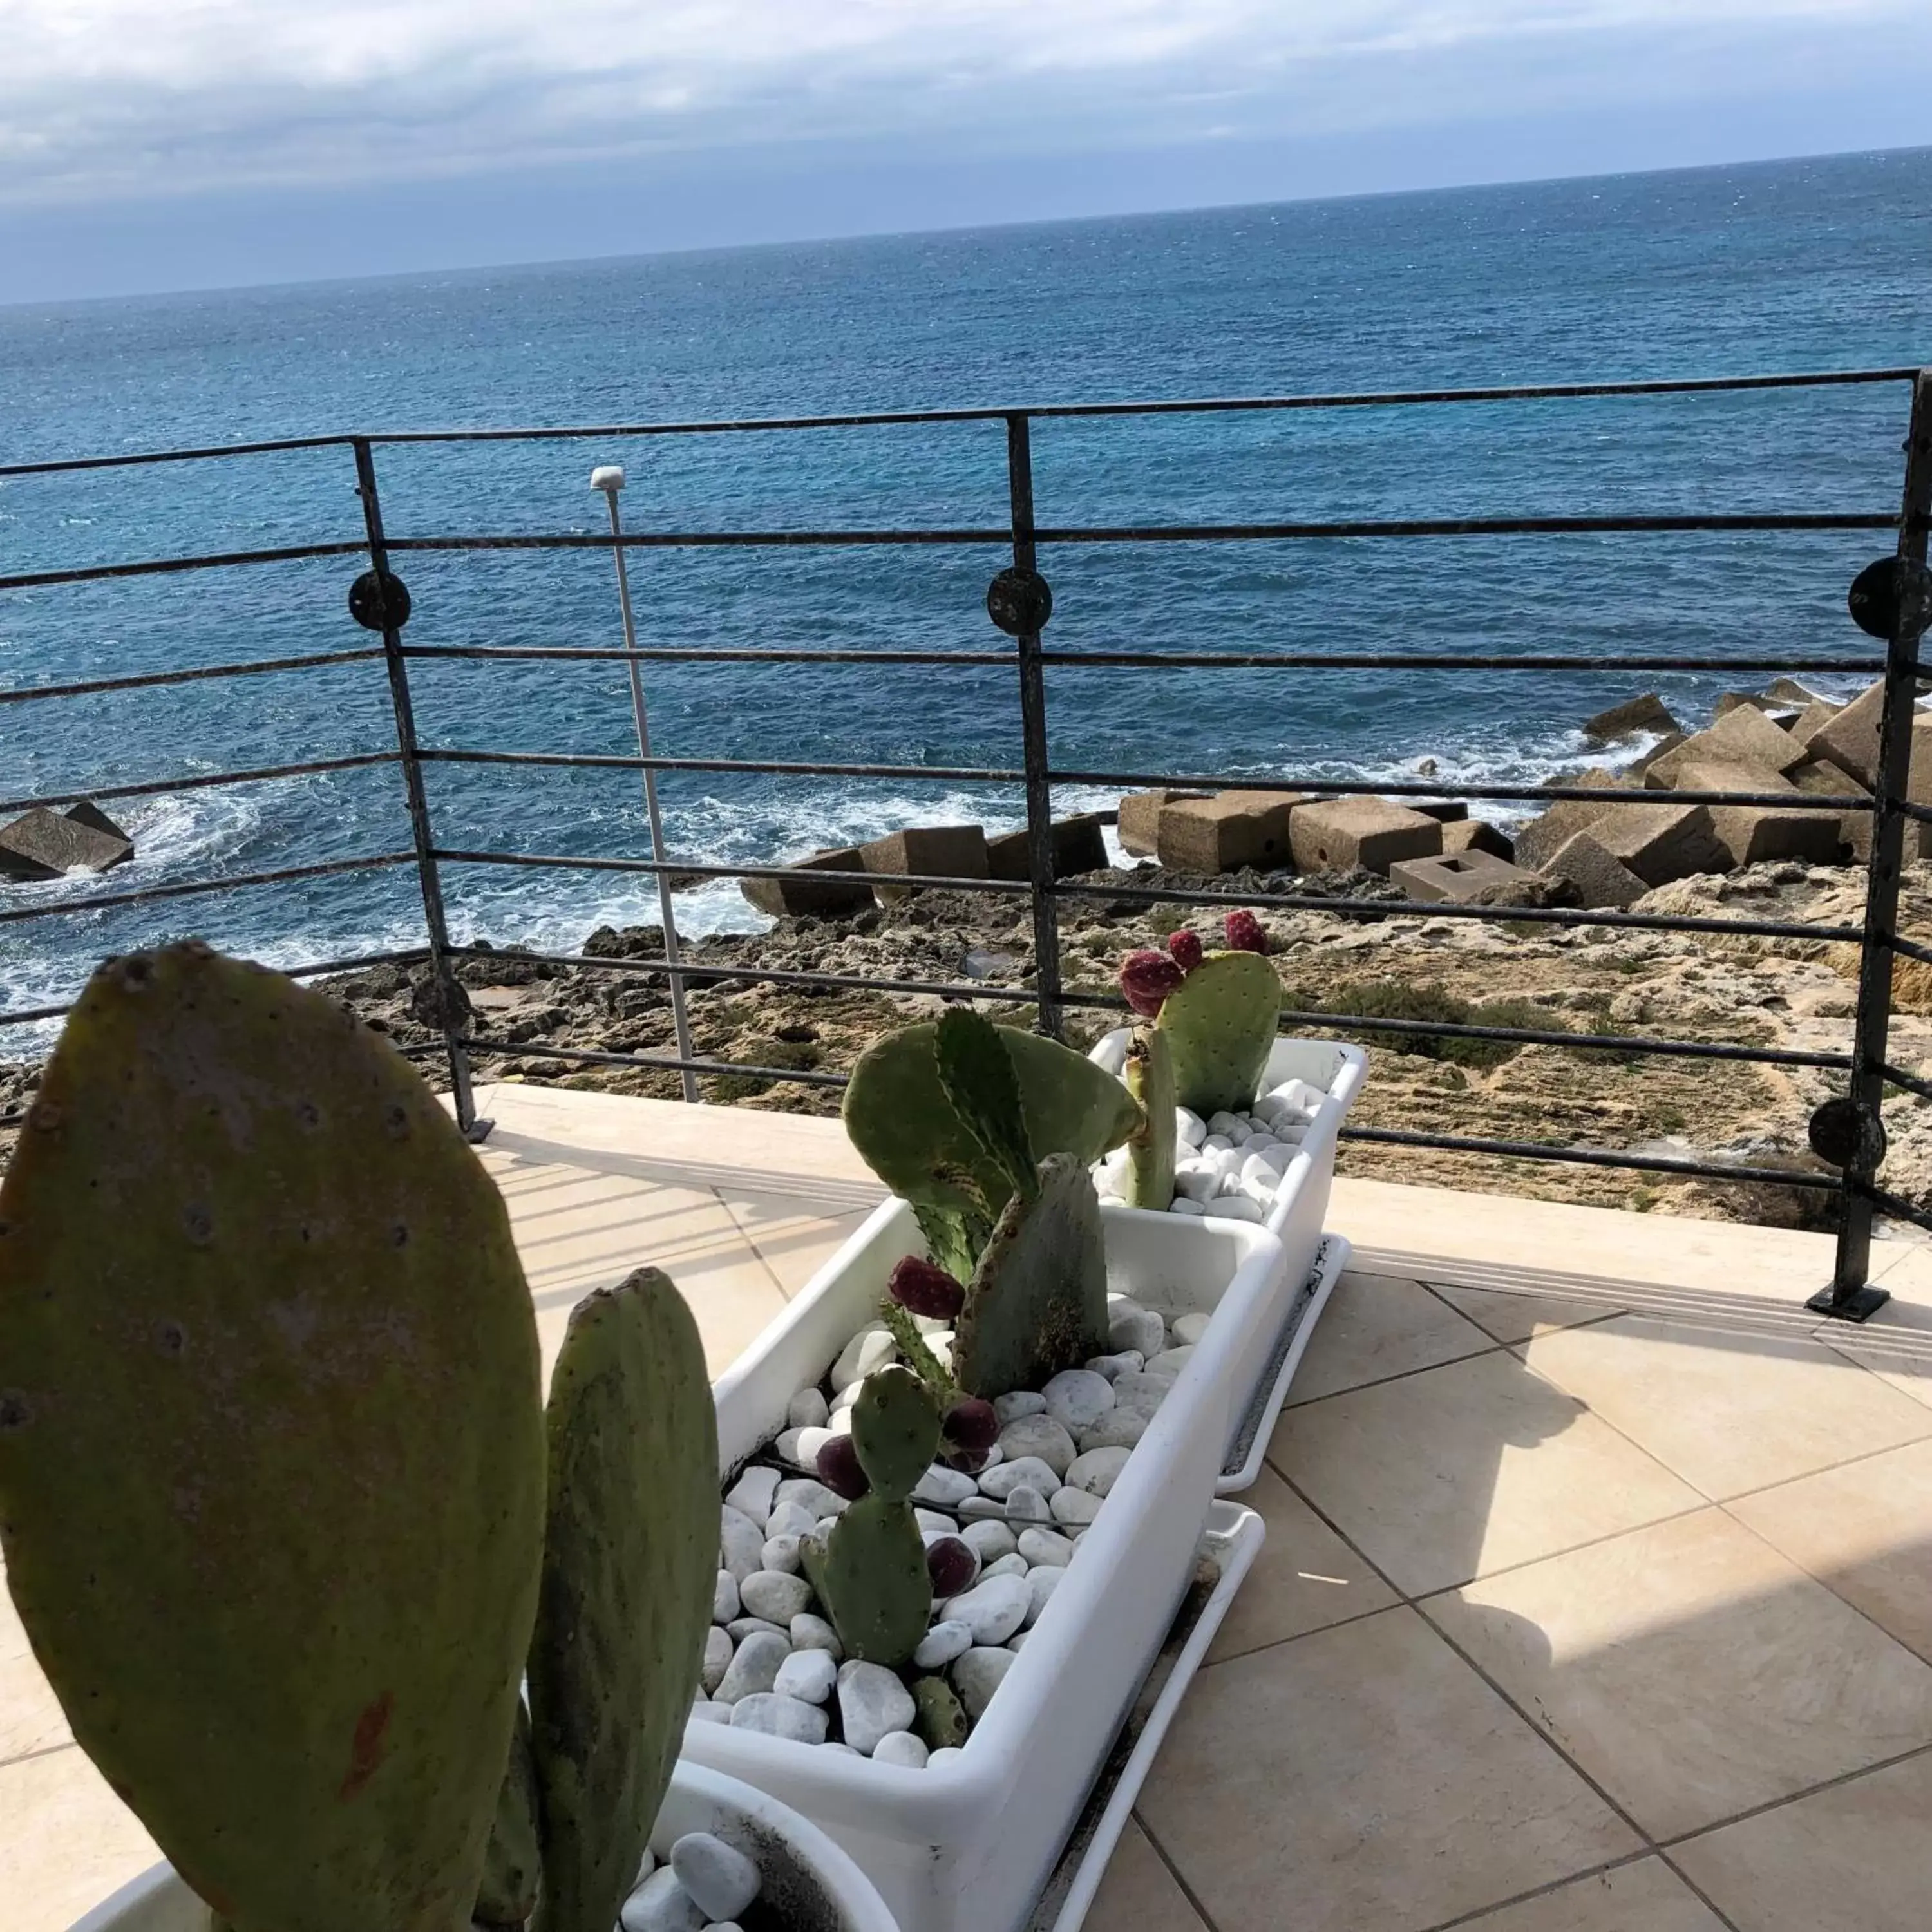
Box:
[687,1199,1288,1932]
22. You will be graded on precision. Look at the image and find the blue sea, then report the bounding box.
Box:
[2,147,1929,1037]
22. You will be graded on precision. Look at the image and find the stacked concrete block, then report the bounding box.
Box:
[1442,819,1515,862]
[1117,789,1207,856]
[1539,831,1649,909]
[985,814,1109,882]
[0,806,135,882]
[1389,849,1531,904]
[1587,802,1730,888]
[740,847,875,918]
[1289,796,1442,875]
[860,824,990,902]
[1511,770,1629,873]
[1580,693,1678,741]
[1643,703,1808,788]
[1155,790,1302,874]
[1668,760,1841,867]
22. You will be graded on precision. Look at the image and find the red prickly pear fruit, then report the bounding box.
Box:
[941,1395,998,1453]
[816,1434,871,1501]
[887,1255,965,1321]
[1119,948,1185,1019]
[926,1537,978,1596]
[1168,929,1204,973]
[943,1445,993,1474]
[1224,909,1269,955]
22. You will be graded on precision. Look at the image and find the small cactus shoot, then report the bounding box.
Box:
[1155,947,1282,1118]
[1122,1026,1178,1211]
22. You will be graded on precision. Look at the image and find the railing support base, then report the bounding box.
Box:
[464,1115,497,1146]
[1806,1282,1891,1323]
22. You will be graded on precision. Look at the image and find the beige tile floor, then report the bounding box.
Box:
[9,1086,1932,1932]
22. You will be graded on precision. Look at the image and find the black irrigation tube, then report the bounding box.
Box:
[0,647,387,706]
[0,853,417,926]
[1338,1122,1842,1189]
[0,750,402,819]
[459,1034,851,1090]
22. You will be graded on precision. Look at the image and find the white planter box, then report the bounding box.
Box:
[66,1764,898,1932]
[687,1198,1288,1932]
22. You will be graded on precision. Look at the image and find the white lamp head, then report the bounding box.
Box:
[589,465,625,493]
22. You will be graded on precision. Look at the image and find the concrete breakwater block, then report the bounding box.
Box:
[1510,770,1629,873]
[1803,681,1887,790]
[1389,848,1530,904]
[1587,800,1730,888]
[1669,759,1843,867]
[0,805,134,881]
[986,813,1108,882]
[1538,830,1648,909]
[1442,819,1515,862]
[1643,703,1809,786]
[739,846,875,918]
[1580,692,1680,741]
[1155,791,1302,874]
[860,824,989,902]
[1117,788,1207,855]
[1289,796,1441,876]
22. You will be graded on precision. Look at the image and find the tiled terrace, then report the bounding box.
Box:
[7,1084,1932,1931]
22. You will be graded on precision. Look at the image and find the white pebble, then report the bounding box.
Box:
[1001,1484,1050,1526]
[1171,1166,1220,1203]
[789,1613,841,1659]
[1175,1106,1206,1146]
[927,1746,966,1769]
[1041,1368,1116,1435]
[774,1479,846,1520]
[1018,1526,1074,1569]
[1066,1446,1132,1496]
[728,1692,828,1745]
[793,1426,835,1469]
[873,1730,929,1769]
[1077,1408,1150,1454]
[687,1700,734,1727]
[719,1507,764,1582]
[775,1428,808,1466]
[773,1647,837,1705]
[996,1414,1077,1477]
[1144,1347,1195,1378]
[724,1466,780,1529]
[1111,1370,1175,1417]
[765,1499,817,1540]
[740,1571,812,1624]
[702,1625,732,1694]
[912,1464,979,1509]
[837,1660,916,1755]
[761,1535,802,1575]
[952,1646,1018,1718]
[979,1455,1061,1500]
[1025,1564,1065,1627]
[714,1629,790,1705]
[669,1832,760,1923]
[621,1864,705,1932]
[1084,1349,1144,1380]
[713,1570,741,1623]
[961,1519,1018,1563]
[1049,1485,1101,1527]
[980,1552,1030,1580]
[1172,1311,1212,1346]
[942,1572,1030,1645]
[992,1390,1048,1425]
[916,1508,961,1540]
[913,1620,974,1669]
[726,1616,786,1644]
[788,1387,831,1428]
[820,1742,862,1755]
[958,1494,1009,1522]
[1007,1629,1031,1652]
[1240,1151,1285,1189]
[1168,1197,1208,1216]
[1200,1134,1232,1155]
[1107,1301,1166,1358]
[1204,1195,1264,1222]
[830,1323,896,1394]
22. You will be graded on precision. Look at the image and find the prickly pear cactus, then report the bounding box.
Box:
[933,1007,1037,1204]
[1156,949,1281,1117]
[951,1155,1108,1397]
[1122,1026,1177,1211]
[528,1267,718,1932]
[851,1364,943,1497]
[912,1676,969,1751]
[843,1018,1139,1220]
[475,1707,542,1928]
[0,943,545,1932]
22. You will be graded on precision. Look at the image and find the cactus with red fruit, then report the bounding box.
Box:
[1121,1025,1177,1211]
[1168,929,1205,972]
[1119,947,1186,1018]
[888,1253,966,1321]
[1224,908,1269,954]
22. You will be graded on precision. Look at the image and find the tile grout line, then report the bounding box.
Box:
[1130,1805,1230,1932]
[0,1739,76,1772]
[708,1186,797,1304]
[1409,1846,1698,1932]
[1275,1336,1508,1417]
[1651,1735,1932,1854]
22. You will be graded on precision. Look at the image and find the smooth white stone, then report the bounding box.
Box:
[911,1464,979,1509]
[1065,1446,1132,1496]
[775,1427,808,1466]
[1168,1197,1208,1215]
[942,1572,1030,1645]
[1041,1368,1116,1434]
[687,1700,734,1727]
[1077,1409,1150,1454]
[636,1846,659,1884]
[980,1552,1030,1580]
[978,1455,1061,1499]
[1238,1175,1277,1211]
[621,1864,706,1932]
[830,1324,896,1394]
[1049,1484,1101,1527]
[1111,1370,1175,1416]
[992,1389,1049,1426]
[740,1570,813,1624]
[914,1508,960,1539]
[958,1494,1009,1522]
[728,1691,829,1745]
[1240,1151,1286,1188]
[1209,1145,1247,1180]
[775,1479,846,1520]
[1267,1077,1329,1117]
[761,1534,802,1576]
[789,1613,841,1659]
[701,1625,733,1693]
[1084,1349,1144,1380]
[1175,1106,1207,1146]
[952,1646,1018,1719]
[1144,1346,1195,1378]
[1107,1301,1166,1358]
[713,1570,741,1622]
[1199,1133,1233,1155]
[837,1660,916,1756]
[913,1619,973,1669]
[1007,1630,1031,1652]
[670,1832,760,1923]
[1096,1193,1126,1208]
[793,1426,835,1470]
[724,1465,781,1530]
[1001,1484,1050,1526]
[830,1380,860,1414]
[1171,1166,1220,1203]
[1024,1564,1065,1627]
[913,1311,951,1335]
[996,1413,1077,1477]
[927,1746,966,1768]
[1018,1526,1074,1569]
[960,1519,1018,1562]
[1204,1194,1264,1222]
[873,1730,929,1769]
[726,1616,787,1645]
[1172,1311,1213,1347]
[714,1629,790,1704]
[788,1386,831,1428]
[773,1647,837,1705]
[719,1506,764,1582]
[764,1499,817,1540]
[820,1742,862,1755]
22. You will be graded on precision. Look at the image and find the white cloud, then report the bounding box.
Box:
[0,0,1917,204]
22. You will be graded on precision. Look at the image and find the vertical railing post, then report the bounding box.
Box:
[1813,369,1932,1319]
[349,436,489,1141]
[999,412,1065,1040]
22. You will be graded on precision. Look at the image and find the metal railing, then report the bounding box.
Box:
[3,366,1927,1321]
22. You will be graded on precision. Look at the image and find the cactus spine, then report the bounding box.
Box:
[802,1366,939,1665]
[1157,949,1282,1117]
[0,944,545,1932]
[1122,1026,1177,1210]
[526,1267,717,1932]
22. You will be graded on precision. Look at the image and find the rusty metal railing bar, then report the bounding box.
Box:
[459,1034,851,1089]
[0,751,402,819]
[0,853,417,926]
[0,647,388,706]
[402,644,1017,667]
[0,542,368,594]
[1880,1063,1932,1104]
[1338,1122,1841,1189]
[1891,933,1932,967]
[1039,650,1889,673]
[417,748,1025,782]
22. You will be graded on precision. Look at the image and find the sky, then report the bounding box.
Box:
[4,0,1930,303]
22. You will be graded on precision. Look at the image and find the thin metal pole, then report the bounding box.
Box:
[350,437,487,1139]
[593,468,699,1103]
[1006,413,1065,1040]
[1819,369,1932,1319]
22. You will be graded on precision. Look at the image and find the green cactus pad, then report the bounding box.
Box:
[851,1365,943,1499]
[911,1676,969,1751]
[528,1268,718,1932]
[809,1497,933,1667]
[0,944,545,1932]
[933,1008,1037,1204]
[951,1155,1108,1398]
[844,1021,1139,1220]
[1122,1026,1177,1211]
[1157,949,1282,1117]
[475,1706,542,1927]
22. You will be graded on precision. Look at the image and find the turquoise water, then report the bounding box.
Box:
[1,147,1928,1028]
